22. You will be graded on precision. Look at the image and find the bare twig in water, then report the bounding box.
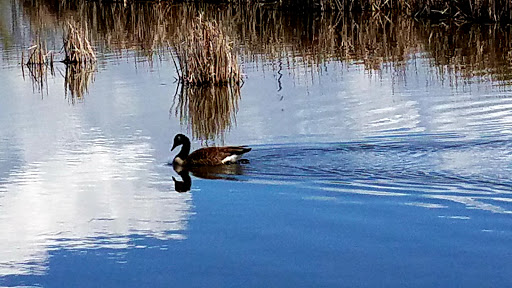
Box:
[23,39,55,94]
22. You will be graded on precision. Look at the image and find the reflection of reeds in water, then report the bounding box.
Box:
[22,40,55,94]
[91,2,171,58]
[172,84,241,143]
[418,24,512,87]
[17,8,97,99]
[19,24,96,99]
[23,59,53,94]
[236,9,418,83]
[175,15,241,86]
[64,63,96,104]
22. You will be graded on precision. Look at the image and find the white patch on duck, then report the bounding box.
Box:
[173,163,185,173]
[221,154,242,164]
[174,156,185,166]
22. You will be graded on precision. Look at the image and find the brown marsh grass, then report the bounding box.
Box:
[18,1,512,82]
[174,15,241,86]
[17,2,512,96]
[63,21,96,64]
[405,0,512,23]
[25,43,53,65]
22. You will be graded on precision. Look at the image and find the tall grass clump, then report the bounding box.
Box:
[61,21,97,101]
[63,22,96,64]
[174,15,241,86]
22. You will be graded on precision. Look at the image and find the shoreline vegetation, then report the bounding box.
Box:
[28,0,512,24]
[17,1,512,84]
[245,0,512,24]
[9,0,512,140]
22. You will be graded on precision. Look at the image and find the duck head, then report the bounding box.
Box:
[171,134,190,151]
[171,134,191,166]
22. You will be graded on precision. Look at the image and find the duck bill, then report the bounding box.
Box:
[171,142,178,151]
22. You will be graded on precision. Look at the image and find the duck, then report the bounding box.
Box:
[171,134,251,167]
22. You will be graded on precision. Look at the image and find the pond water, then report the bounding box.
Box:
[1,1,512,287]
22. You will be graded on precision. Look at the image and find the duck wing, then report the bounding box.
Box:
[187,146,251,166]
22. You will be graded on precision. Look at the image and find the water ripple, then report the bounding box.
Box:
[243,136,512,214]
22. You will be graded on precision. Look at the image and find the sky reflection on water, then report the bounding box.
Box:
[1,2,512,287]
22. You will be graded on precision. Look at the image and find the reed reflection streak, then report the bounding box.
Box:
[64,63,96,103]
[171,84,241,143]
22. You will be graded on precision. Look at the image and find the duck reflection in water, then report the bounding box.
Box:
[172,164,248,193]
[171,134,251,192]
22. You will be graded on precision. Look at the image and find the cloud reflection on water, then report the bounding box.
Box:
[0,128,191,277]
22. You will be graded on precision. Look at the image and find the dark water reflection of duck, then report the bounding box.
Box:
[172,169,192,193]
[172,163,248,192]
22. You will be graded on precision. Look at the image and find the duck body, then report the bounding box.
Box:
[172,134,251,167]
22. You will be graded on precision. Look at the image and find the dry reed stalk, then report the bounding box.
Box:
[175,15,241,86]
[244,0,510,23]
[63,21,96,64]
[25,40,54,66]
